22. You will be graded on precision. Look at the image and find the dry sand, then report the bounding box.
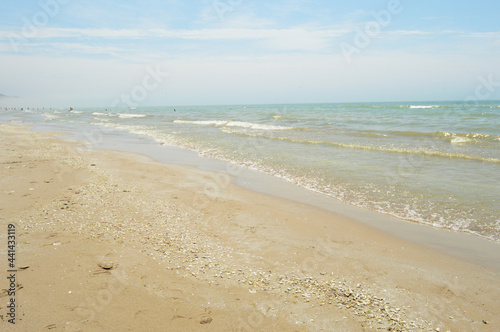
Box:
[1,122,499,331]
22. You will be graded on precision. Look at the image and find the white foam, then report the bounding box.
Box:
[118,113,147,119]
[174,119,293,130]
[43,113,59,121]
[451,135,471,144]
[409,105,438,109]
[468,133,490,139]
[174,120,227,126]
[225,121,293,130]
[93,122,176,146]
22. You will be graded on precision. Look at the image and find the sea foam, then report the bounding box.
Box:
[118,113,147,119]
[174,119,293,130]
[409,105,438,109]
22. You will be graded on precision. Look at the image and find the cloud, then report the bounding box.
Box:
[2,25,499,63]
[0,26,346,41]
[465,31,500,38]
[0,26,352,57]
[4,26,497,48]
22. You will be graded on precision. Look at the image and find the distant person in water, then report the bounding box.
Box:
[69,107,73,112]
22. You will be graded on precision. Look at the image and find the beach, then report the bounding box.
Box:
[7,103,500,244]
[1,122,500,331]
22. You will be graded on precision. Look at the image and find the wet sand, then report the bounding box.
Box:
[1,122,499,331]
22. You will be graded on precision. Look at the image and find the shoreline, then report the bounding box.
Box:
[1,122,500,331]
[25,118,500,271]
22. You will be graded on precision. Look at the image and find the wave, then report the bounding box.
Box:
[311,139,500,163]
[354,132,388,138]
[437,131,500,144]
[226,121,294,131]
[450,136,470,144]
[174,120,226,126]
[400,103,500,110]
[173,119,295,131]
[470,112,500,117]
[118,113,147,119]
[43,113,59,121]
[222,130,500,164]
[387,130,500,143]
[409,105,439,109]
[91,122,176,144]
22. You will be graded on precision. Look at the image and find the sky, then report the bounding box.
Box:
[0,0,499,107]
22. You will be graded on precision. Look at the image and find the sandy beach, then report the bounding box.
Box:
[1,122,499,331]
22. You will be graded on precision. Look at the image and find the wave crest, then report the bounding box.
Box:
[174,119,294,131]
[118,113,147,119]
[409,105,439,109]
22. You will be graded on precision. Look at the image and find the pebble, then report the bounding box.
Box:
[199,317,213,324]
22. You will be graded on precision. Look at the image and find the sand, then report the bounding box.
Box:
[1,122,499,331]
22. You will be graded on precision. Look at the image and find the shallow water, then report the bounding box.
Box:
[2,101,499,241]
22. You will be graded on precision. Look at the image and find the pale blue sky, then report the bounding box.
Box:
[1,0,499,107]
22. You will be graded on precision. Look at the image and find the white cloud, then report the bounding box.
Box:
[0,26,351,57]
[383,30,434,36]
[465,31,500,38]
[0,26,346,41]
[2,26,499,60]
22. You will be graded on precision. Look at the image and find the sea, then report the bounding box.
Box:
[2,101,499,242]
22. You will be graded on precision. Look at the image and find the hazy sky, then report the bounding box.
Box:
[1,0,499,107]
